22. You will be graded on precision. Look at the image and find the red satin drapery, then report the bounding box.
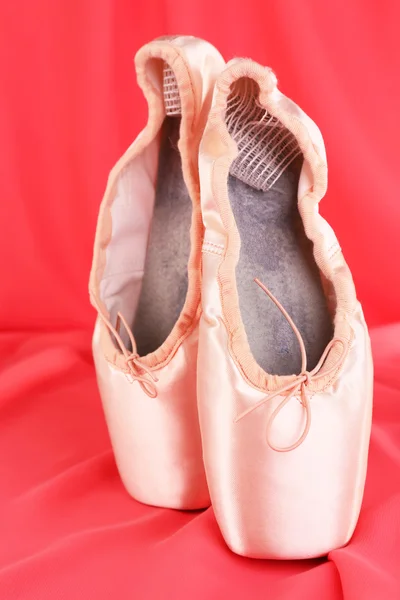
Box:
[0,1,399,598]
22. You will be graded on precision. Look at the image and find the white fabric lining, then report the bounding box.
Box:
[100,136,160,347]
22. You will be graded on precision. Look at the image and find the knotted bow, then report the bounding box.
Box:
[234,278,347,452]
[98,310,158,398]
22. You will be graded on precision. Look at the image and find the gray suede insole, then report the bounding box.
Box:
[133,117,191,356]
[231,157,333,375]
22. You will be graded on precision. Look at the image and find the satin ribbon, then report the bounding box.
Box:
[235,278,347,452]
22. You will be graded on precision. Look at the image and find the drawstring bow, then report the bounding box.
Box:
[98,310,158,398]
[234,278,347,452]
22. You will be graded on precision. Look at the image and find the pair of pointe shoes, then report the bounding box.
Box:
[89,36,373,560]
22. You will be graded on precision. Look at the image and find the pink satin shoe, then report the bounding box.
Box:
[198,59,373,558]
[89,36,224,510]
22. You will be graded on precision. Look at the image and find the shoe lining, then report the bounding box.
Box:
[132,109,191,355]
[227,78,333,375]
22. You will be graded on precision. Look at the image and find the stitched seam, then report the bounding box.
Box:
[203,241,225,250]
[329,247,342,261]
[327,242,338,253]
[202,247,224,256]
[100,269,145,280]
[327,242,341,259]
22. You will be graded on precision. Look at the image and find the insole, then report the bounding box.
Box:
[230,156,333,375]
[133,117,191,356]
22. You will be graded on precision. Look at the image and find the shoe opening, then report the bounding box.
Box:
[226,76,334,375]
[132,62,191,356]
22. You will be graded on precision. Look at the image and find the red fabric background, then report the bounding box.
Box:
[1,1,399,598]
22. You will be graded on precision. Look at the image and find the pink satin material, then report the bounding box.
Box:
[198,253,373,558]
[197,75,374,558]
[93,319,210,509]
[90,36,225,510]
